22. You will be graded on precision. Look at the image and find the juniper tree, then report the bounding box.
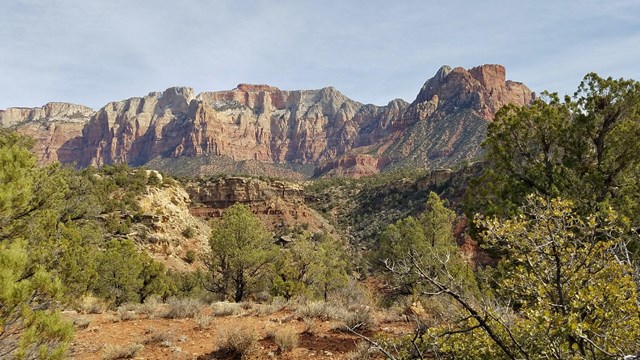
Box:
[203,204,275,302]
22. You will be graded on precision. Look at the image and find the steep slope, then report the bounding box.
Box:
[4,64,533,176]
[342,64,534,173]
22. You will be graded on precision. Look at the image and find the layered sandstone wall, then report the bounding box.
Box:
[0,102,94,164]
[4,64,534,176]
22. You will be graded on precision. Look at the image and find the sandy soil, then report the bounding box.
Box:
[65,306,412,359]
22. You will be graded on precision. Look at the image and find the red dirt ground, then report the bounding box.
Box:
[65,307,412,359]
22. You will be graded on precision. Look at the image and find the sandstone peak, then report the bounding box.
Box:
[468,64,506,91]
[160,86,195,98]
[435,65,453,81]
[0,102,94,128]
[157,87,195,113]
[235,84,280,92]
[413,63,534,120]
[387,98,410,108]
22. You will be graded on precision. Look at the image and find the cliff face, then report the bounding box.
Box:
[0,102,94,127]
[79,87,196,166]
[410,64,533,121]
[0,102,94,164]
[4,64,534,176]
[73,84,398,168]
[185,176,306,209]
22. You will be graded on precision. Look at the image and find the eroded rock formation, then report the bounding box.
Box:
[3,64,534,176]
[0,102,94,164]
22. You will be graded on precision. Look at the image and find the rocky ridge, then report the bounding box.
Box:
[4,64,534,176]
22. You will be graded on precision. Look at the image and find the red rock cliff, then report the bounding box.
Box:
[4,64,534,175]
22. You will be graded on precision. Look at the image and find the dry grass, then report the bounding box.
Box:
[217,328,257,359]
[271,328,298,353]
[77,294,108,314]
[380,303,409,323]
[73,316,92,330]
[161,297,203,319]
[102,343,144,360]
[256,297,288,316]
[347,341,378,360]
[342,306,377,331]
[143,330,173,346]
[117,307,137,321]
[239,301,254,311]
[210,301,241,317]
[194,312,214,329]
[131,296,163,317]
[294,301,347,321]
[302,317,317,336]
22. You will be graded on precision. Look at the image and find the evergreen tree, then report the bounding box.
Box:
[271,239,313,300]
[384,196,640,359]
[0,240,73,360]
[271,234,351,301]
[139,253,174,302]
[203,204,275,302]
[467,73,640,259]
[0,131,75,358]
[307,234,350,301]
[94,239,143,306]
[378,192,476,296]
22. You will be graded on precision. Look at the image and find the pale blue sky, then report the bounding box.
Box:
[1,0,639,109]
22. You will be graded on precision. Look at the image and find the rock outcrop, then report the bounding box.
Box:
[0,102,94,127]
[4,64,534,176]
[0,102,94,164]
[411,64,534,120]
[185,176,306,209]
[184,176,335,234]
[314,154,391,178]
[135,183,210,270]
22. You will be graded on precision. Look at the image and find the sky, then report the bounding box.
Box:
[1,0,639,110]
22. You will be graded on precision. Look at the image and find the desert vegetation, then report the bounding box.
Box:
[1,72,640,359]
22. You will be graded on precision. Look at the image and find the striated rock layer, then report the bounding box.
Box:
[3,64,534,176]
[184,176,335,235]
[0,102,95,164]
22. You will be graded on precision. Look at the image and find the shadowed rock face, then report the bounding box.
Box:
[4,64,534,176]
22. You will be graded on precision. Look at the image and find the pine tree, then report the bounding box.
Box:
[0,241,73,359]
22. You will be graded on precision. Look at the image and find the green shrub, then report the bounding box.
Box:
[182,226,196,239]
[184,249,197,264]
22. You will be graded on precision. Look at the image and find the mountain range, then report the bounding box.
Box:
[0,64,534,178]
